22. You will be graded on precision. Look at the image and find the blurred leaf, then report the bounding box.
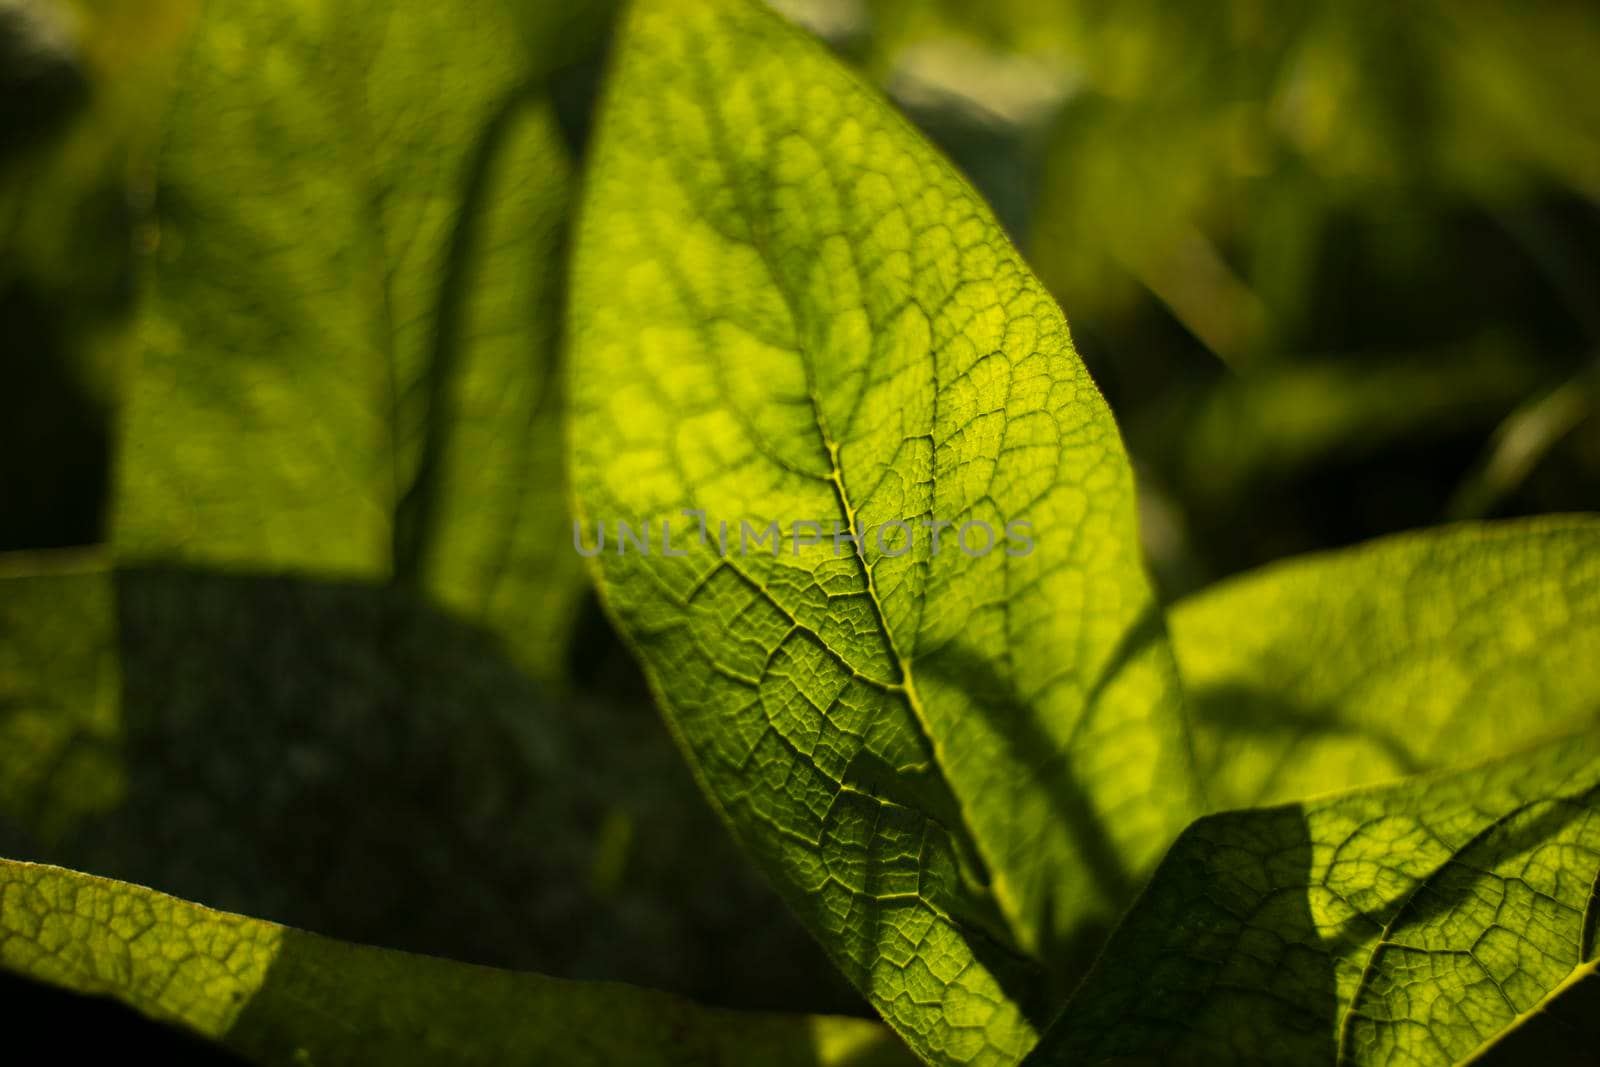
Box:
[0,552,121,838]
[1026,731,1600,1065]
[2,0,195,285]
[1430,0,1600,202]
[1170,516,1600,809]
[865,0,1600,372]
[569,0,1198,1058]
[115,0,584,681]
[1449,364,1598,519]
[0,857,914,1067]
[0,1,196,553]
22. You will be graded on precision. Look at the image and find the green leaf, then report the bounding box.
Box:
[1171,516,1600,809]
[0,857,915,1066]
[1025,731,1600,1066]
[115,0,583,680]
[568,0,1198,1058]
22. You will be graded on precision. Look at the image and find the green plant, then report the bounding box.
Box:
[1,0,1596,1064]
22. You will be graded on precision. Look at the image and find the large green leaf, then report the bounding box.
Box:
[568,0,1198,1059]
[1171,516,1600,809]
[0,857,913,1066]
[1026,731,1600,1066]
[114,0,583,680]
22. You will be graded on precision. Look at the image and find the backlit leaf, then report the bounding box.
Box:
[568,0,1199,1059]
[1171,516,1600,809]
[114,0,583,680]
[1027,731,1600,1065]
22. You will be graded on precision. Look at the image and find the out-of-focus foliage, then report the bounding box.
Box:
[783,0,1600,592]
[0,552,121,839]
[0,0,195,552]
[2,0,869,1049]
[116,0,584,681]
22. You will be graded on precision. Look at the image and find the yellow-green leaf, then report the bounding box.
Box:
[114,0,583,680]
[1026,731,1600,1065]
[1172,516,1600,809]
[568,0,1198,1060]
[0,857,914,1066]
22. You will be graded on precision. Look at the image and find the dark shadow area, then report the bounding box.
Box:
[550,33,612,160]
[916,605,1170,997]
[0,282,111,552]
[1028,804,1338,1065]
[1473,966,1600,1067]
[0,1,90,165]
[1,567,864,1018]
[564,587,652,698]
[0,969,250,1065]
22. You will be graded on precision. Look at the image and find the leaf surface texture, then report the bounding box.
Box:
[568,0,1199,1060]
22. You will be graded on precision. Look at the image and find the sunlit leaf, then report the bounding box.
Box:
[1171,516,1600,808]
[1026,731,1600,1065]
[0,857,914,1067]
[568,0,1198,1059]
[114,0,583,680]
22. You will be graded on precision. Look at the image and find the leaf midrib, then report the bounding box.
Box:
[680,12,1024,956]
